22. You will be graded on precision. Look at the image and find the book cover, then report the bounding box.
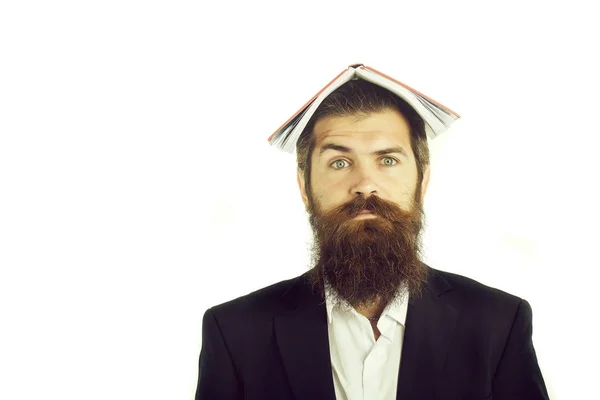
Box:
[268,64,460,154]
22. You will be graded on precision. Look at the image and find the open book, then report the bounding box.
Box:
[267,64,460,153]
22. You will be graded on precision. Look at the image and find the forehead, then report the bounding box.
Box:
[312,109,412,150]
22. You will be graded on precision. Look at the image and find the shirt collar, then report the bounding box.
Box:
[325,285,409,325]
[324,287,338,324]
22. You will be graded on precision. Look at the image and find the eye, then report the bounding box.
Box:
[381,156,399,166]
[330,159,350,170]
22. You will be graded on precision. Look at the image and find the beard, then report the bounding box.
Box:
[306,190,428,309]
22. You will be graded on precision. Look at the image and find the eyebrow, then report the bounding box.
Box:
[318,143,409,158]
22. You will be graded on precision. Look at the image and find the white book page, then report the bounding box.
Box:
[275,68,356,153]
[355,67,447,135]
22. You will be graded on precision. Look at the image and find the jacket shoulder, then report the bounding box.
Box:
[208,273,305,318]
[430,267,524,310]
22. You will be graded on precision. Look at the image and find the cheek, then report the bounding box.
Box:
[390,182,420,207]
[376,174,418,205]
[310,181,345,213]
[393,191,416,207]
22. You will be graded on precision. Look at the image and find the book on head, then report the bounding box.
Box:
[267,64,460,154]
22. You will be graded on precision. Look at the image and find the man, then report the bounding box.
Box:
[195,78,549,399]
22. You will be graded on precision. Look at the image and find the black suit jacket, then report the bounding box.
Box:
[195,267,549,399]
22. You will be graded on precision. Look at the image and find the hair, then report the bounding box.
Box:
[296,79,430,196]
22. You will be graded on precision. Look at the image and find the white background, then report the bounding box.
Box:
[1,1,598,399]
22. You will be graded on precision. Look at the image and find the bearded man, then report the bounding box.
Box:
[195,78,549,400]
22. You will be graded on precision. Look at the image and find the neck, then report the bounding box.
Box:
[354,296,387,319]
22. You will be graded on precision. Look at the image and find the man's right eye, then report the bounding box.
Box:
[330,159,350,170]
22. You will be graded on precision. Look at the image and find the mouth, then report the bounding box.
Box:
[353,210,377,219]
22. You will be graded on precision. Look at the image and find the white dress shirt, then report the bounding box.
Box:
[325,288,409,400]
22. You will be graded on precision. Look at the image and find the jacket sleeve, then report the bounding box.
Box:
[195,308,242,400]
[492,299,550,399]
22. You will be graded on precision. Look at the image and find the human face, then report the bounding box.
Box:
[298,108,430,214]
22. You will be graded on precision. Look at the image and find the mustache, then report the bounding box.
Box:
[332,194,416,221]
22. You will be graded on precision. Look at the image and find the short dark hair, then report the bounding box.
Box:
[296,79,430,193]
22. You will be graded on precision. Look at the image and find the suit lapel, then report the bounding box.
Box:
[273,268,457,400]
[396,268,458,399]
[274,274,336,400]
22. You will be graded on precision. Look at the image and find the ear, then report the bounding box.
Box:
[297,169,310,209]
[419,165,431,203]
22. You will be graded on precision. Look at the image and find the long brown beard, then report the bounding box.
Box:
[307,193,428,309]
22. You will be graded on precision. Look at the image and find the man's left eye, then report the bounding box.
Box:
[381,157,398,166]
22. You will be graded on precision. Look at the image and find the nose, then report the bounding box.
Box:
[350,164,378,197]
